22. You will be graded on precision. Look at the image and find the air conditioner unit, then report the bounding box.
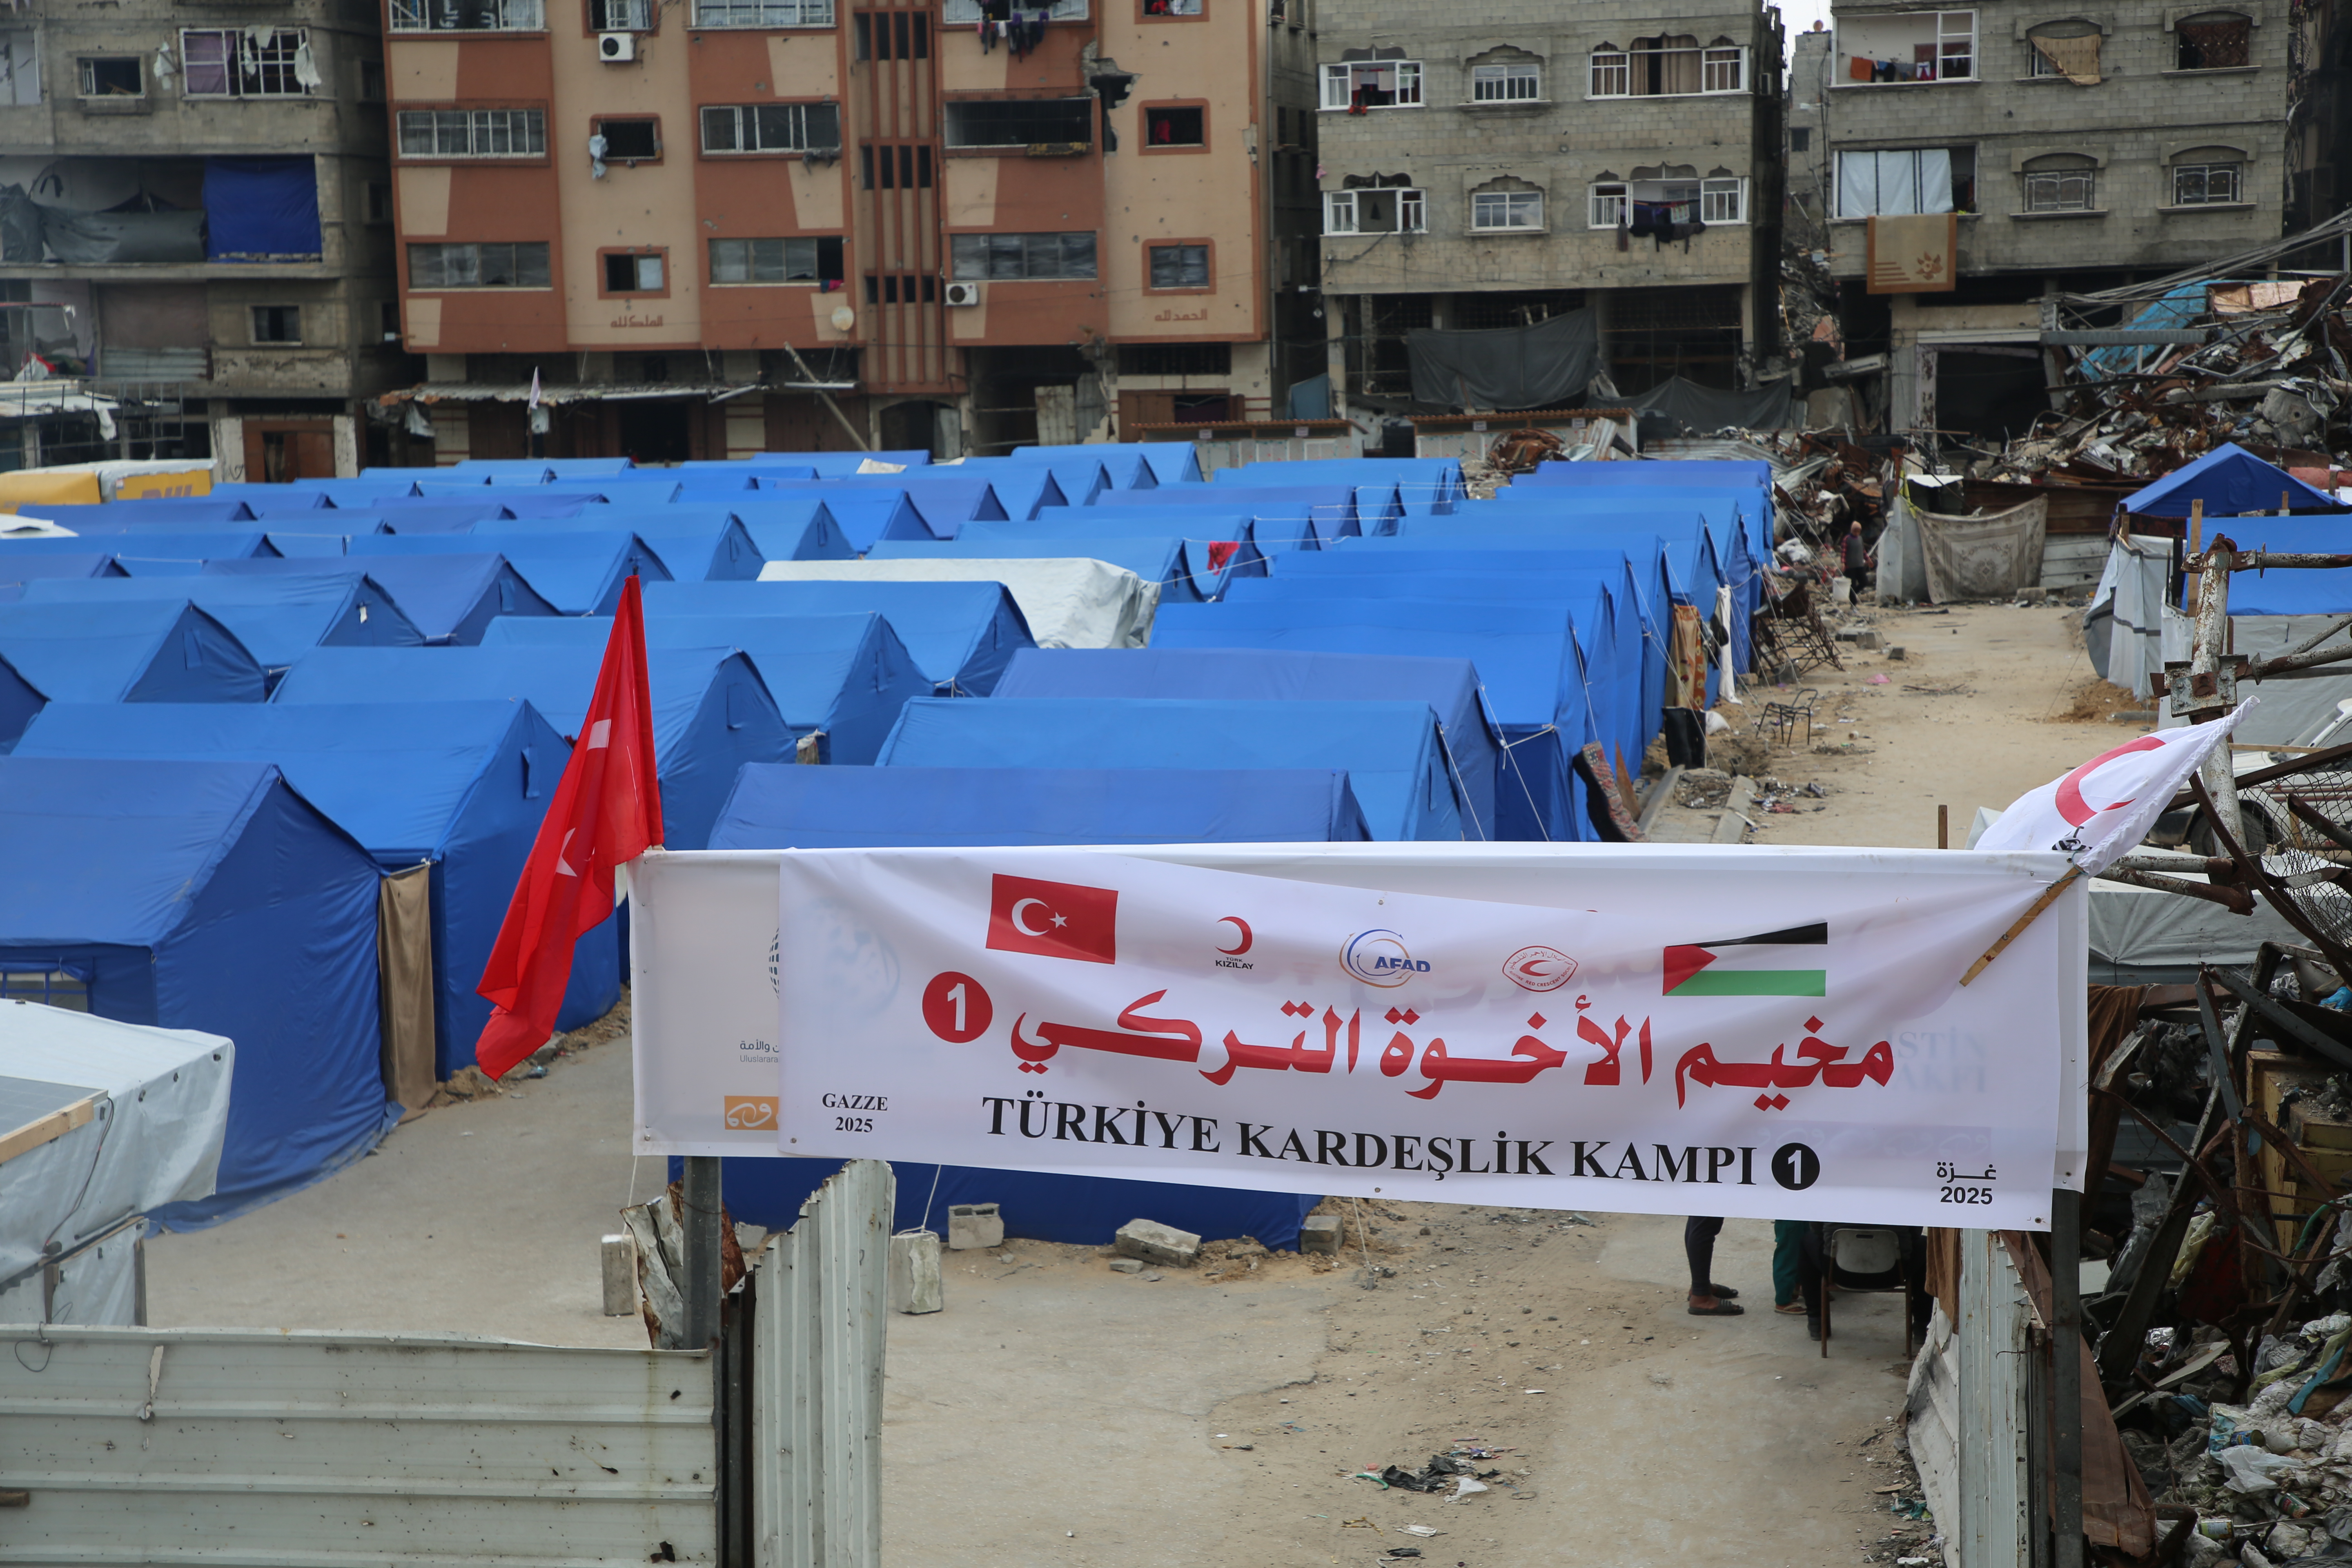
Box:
[597,30,635,62]
[943,281,982,307]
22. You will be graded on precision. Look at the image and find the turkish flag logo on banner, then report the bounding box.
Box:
[986,874,1118,964]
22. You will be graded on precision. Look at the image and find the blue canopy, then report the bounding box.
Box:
[200,555,556,644]
[1063,504,1314,557]
[0,551,126,599]
[0,650,41,748]
[2123,442,2345,519]
[351,531,670,615]
[996,647,1500,838]
[1234,457,1463,507]
[20,575,425,676]
[3,531,274,568]
[0,599,265,705]
[761,488,922,553]
[880,696,1463,840]
[273,645,790,849]
[726,500,855,564]
[644,579,1034,695]
[13,701,619,1073]
[33,501,256,528]
[219,491,331,513]
[483,610,927,764]
[1102,486,1357,547]
[991,448,1157,492]
[0,756,393,1223]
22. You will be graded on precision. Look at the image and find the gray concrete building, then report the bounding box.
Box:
[0,0,409,477]
[1819,0,2321,440]
[1787,22,1834,255]
[1311,0,1786,413]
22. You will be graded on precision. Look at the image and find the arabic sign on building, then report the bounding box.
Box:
[738,846,2084,1230]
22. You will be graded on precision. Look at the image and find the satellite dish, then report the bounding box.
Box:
[830,305,855,332]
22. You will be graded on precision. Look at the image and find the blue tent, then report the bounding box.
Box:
[880,696,1464,840]
[477,514,764,582]
[351,532,670,615]
[756,450,932,476]
[764,488,923,553]
[0,600,265,706]
[1151,599,1592,841]
[1101,486,1357,547]
[0,756,394,1224]
[489,493,601,518]
[1060,504,1315,557]
[993,448,1157,492]
[483,610,927,764]
[222,491,332,514]
[989,465,1087,517]
[1235,457,1463,507]
[0,650,41,749]
[33,501,256,528]
[273,645,791,849]
[1018,442,1200,485]
[378,505,522,532]
[0,552,126,600]
[200,555,557,644]
[450,457,639,480]
[265,521,393,557]
[13,701,619,1074]
[4,531,274,567]
[20,575,425,677]
[644,579,1035,695]
[2123,442,2346,519]
[727,500,855,563]
[994,647,1501,837]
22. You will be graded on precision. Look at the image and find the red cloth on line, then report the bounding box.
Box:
[473,575,664,1079]
[1205,540,1240,571]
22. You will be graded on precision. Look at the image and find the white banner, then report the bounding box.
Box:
[731,844,2087,1230]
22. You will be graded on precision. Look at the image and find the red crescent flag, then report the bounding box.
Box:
[474,576,663,1079]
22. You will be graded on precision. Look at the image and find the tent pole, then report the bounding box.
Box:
[680,1155,724,1350]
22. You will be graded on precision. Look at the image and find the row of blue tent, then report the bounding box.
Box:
[0,444,1769,1249]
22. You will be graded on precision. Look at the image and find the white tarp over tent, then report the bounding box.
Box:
[2081,534,2170,699]
[757,557,1158,650]
[0,1001,232,1325]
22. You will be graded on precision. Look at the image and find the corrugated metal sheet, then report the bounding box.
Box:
[1908,1229,2032,1568]
[753,1158,889,1568]
[0,1325,718,1566]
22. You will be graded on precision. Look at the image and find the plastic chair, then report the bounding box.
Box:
[1818,1226,1922,1359]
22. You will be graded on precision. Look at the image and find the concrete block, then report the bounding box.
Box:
[1114,1217,1202,1267]
[1301,1215,1343,1255]
[889,1231,944,1314]
[946,1202,1003,1251]
[600,1233,637,1317]
[1108,1257,1145,1274]
[1857,630,1884,651]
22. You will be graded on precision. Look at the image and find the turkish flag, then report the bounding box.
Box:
[473,576,664,1079]
[986,874,1118,964]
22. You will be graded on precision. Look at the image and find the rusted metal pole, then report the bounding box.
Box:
[2186,536,2242,844]
[680,1155,724,1350]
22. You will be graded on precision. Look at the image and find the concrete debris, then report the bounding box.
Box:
[1301,1215,1343,1255]
[1114,1217,1202,1268]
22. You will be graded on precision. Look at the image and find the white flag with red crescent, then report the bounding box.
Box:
[1974,699,2256,873]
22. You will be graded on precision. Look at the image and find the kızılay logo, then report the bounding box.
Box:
[1341,929,1428,987]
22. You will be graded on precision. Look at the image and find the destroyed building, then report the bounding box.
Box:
[1310,0,1786,416]
[379,0,1321,462]
[0,0,412,477]
[1819,0,2331,443]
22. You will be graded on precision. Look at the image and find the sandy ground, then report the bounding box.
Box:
[140,592,2125,1566]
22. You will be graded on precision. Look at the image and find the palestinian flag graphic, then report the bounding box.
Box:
[1662,923,1827,997]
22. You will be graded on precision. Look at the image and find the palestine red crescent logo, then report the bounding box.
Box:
[1503,945,1578,992]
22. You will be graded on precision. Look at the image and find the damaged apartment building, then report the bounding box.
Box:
[0,0,409,477]
[1312,0,1786,420]
[1818,0,2343,444]
[384,0,1322,463]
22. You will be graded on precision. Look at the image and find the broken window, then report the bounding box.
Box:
[2172,151,2245,205]
[604,251,665,293]
[1837,147,1973,216]
[76,57,142,96]
[180,29,314,98]
[398,108,548,157]
[0,33,40,106]
[389,0,545,30]
[1835,10,1975,83]
[2027,21,2102,82]
[1145,105,1204,146]
[699,102,840,153]
[250,305,301,343]
[2176,11,2251,69]
[943,97,1094,146]
[595,117,660,160]
[2022,154,2096,211]
[1320,60,1421,110]
[949,232,1098,280]
[1147,243,1210,289]
[1323,186,1424,234]
[408,242,552,288]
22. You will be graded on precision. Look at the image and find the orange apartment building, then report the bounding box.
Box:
[384,0,1321,462]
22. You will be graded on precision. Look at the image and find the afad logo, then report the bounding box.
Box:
[1341,929,1429,987]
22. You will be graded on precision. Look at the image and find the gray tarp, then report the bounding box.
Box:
[0,186,39,263]
[39,208,205,264]
[2081,534,2170,697]
[1407,309,1597,412]
[1914,497,2048,602]
[2160,608,2352,744]
[1624,374,1796,435]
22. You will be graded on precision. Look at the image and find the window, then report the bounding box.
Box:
[1471,189,1543,231]
[700,102,840,153]
[1148,242,1210,288]
[943,98,1094,147]
[408,241,553,288]
[853,11,929,58]
[0,33,40,107]
[1836,147,1973,216]
[1319,60,1422,110]
[1790,126,1811,152]
[252,305,301,343]
[398,108,548,158]
[1145,105,1203,146]
[380,299,401,341]
[1118,341,1229,375]
[1588,36,1746,96]
[604,251,665,292]
[0,970,87,1010]
[950,232,1098,280]
[389,0,545,31]
[2176,11,2251,68]
[596,0,653,29]
[1834,10,1975,82]
[595,116,660,159]
[1470,61,1540,100]
[1323,186,1425,234]
[863,273,934,304]
[692,0,831,26]
[1143,0,1203,14]
[1588,181,1628,228]
[76,57,142,96]
[1700,176,1747,223]
[363,179,392,222]
[2027,21,2101,79]
[710,236,844,283]
[180,29,313,98]
[943,0,1083,18]
[359,57,385,99]
[861,143,933,188]
[2022,155,2096,211]
[2172,156,2245,205]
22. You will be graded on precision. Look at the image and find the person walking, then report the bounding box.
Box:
[1686,1216,1744,1316]
[1773,1220,1809,1315]
[1843,518,1871,603]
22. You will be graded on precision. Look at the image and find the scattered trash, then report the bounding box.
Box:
[1365,1454,1503,1494]
[1400,1525,1441,1537]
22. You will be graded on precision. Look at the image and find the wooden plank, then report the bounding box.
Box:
[0,1095,97,1166]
